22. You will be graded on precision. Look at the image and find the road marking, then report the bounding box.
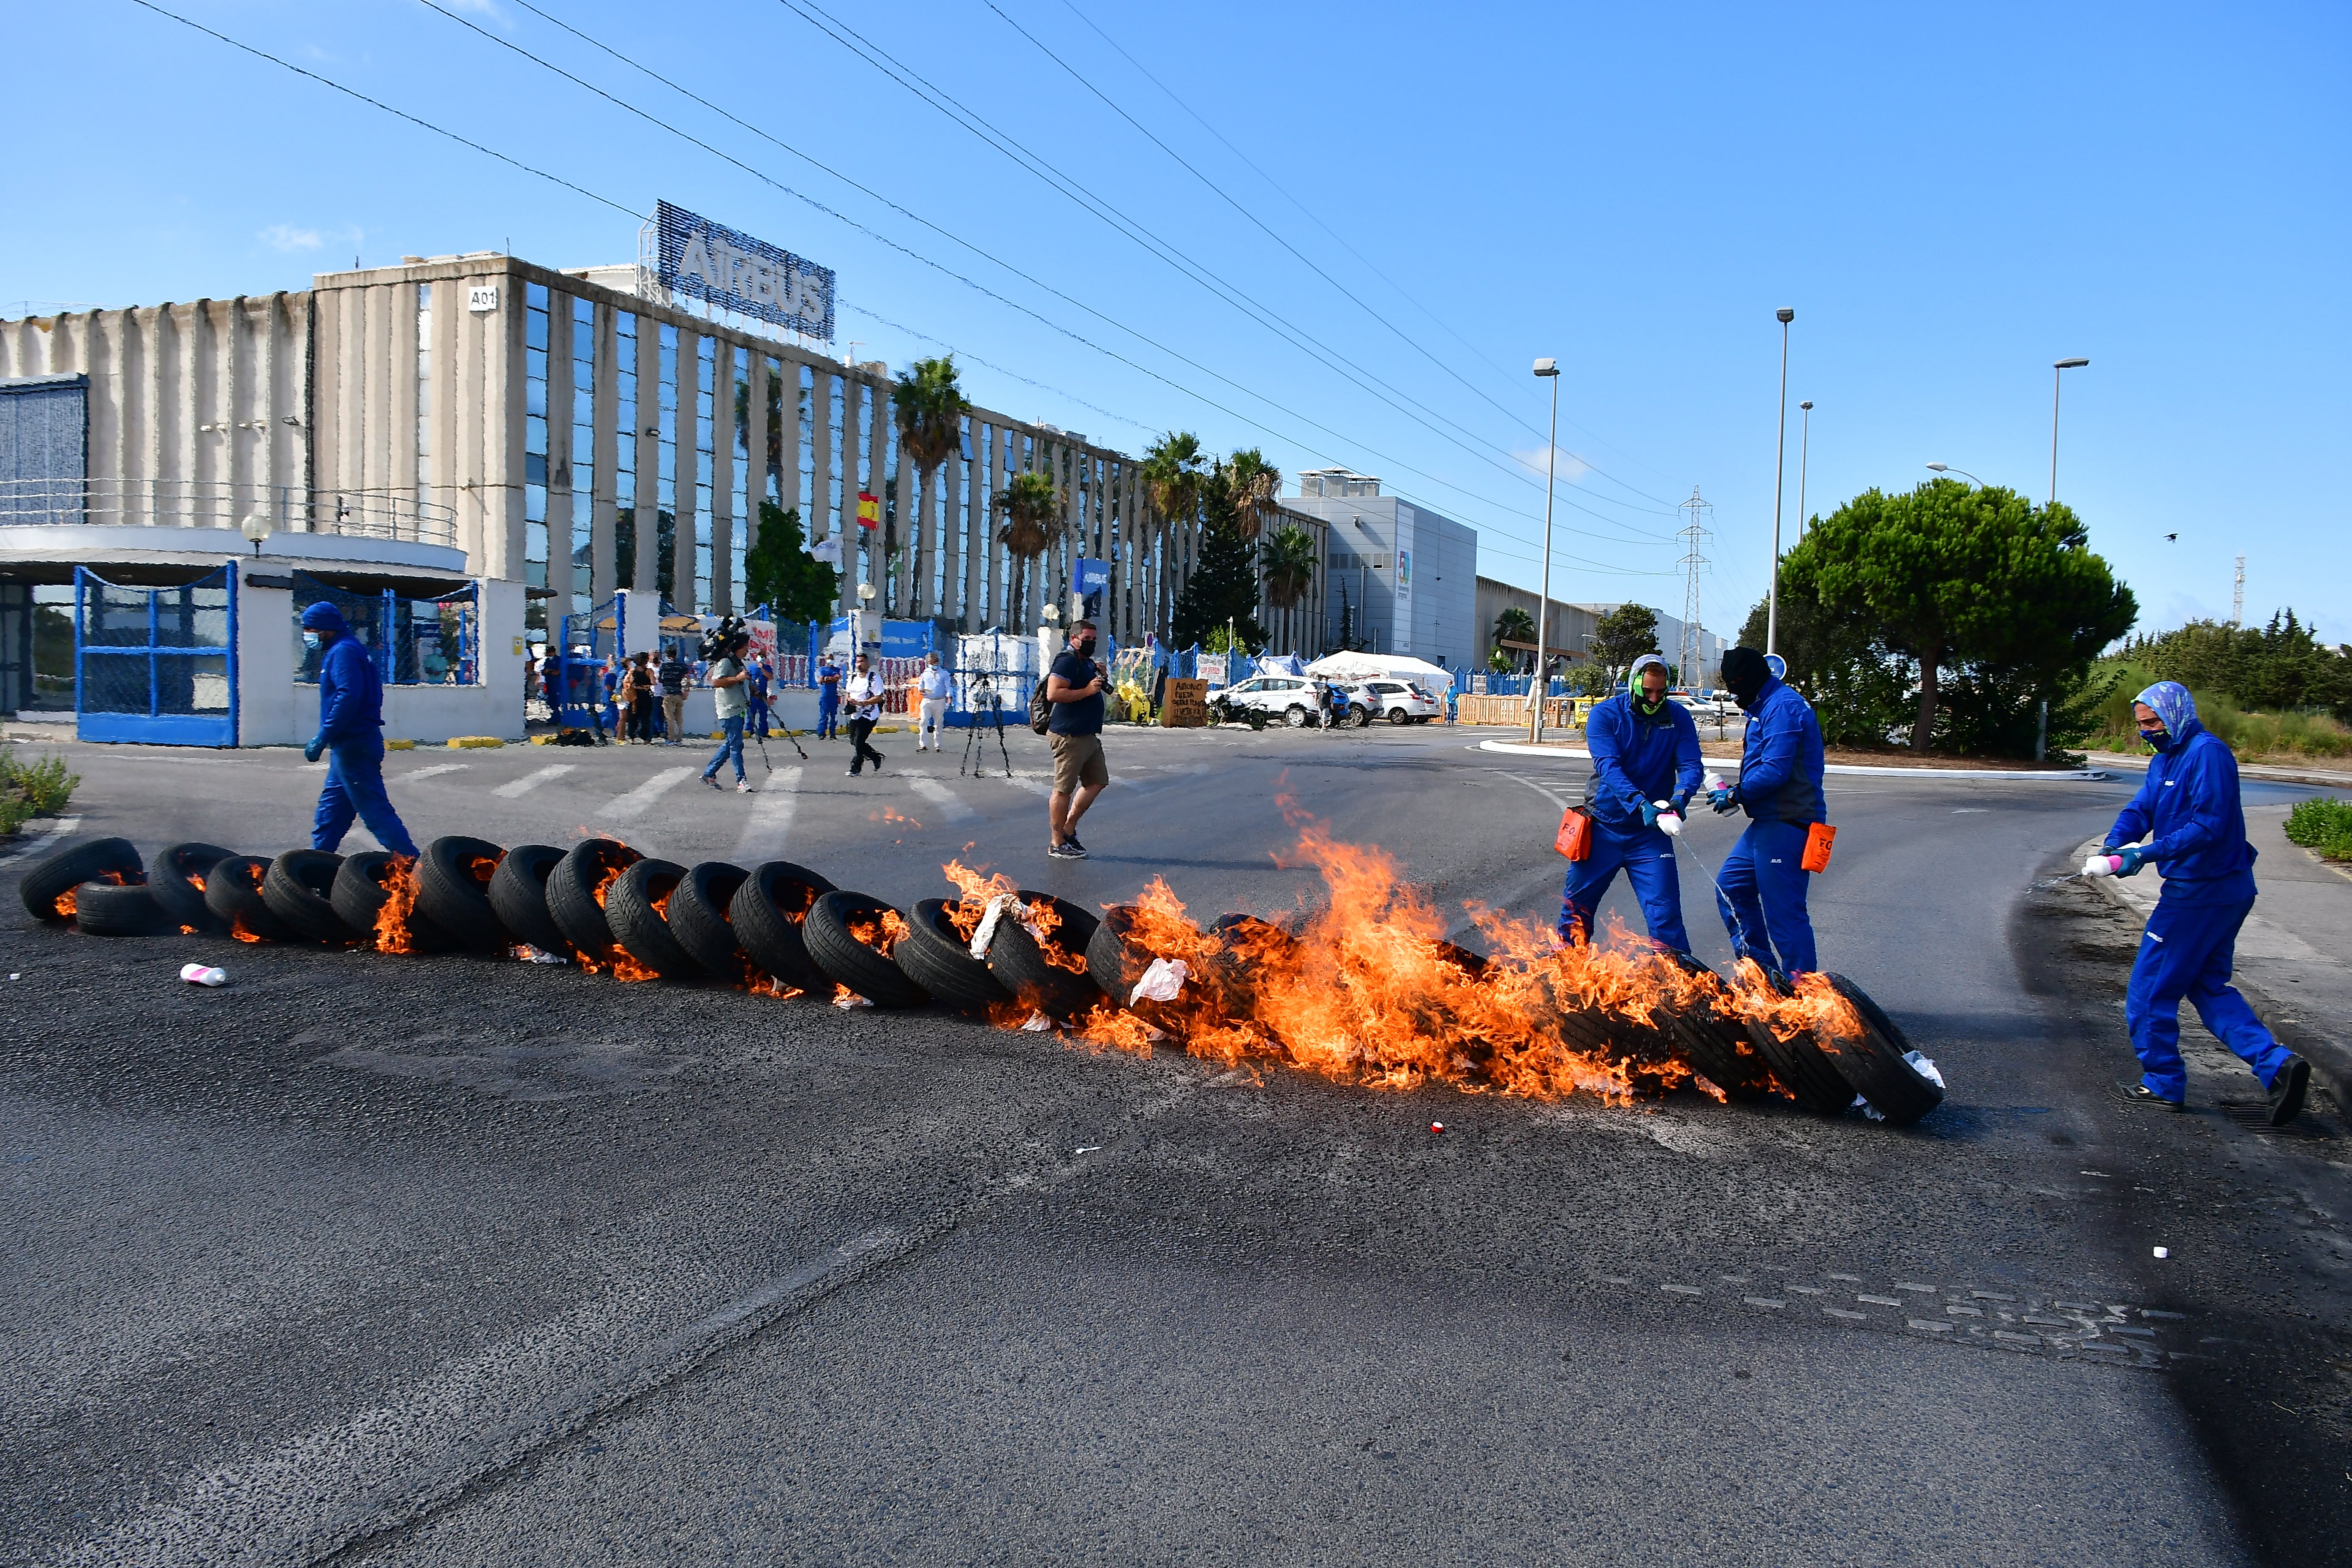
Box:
[736,767,801,862]
[902,772,977,822]
[595,766,692,821]
[0,815,78,864]
[403,763,470,782]
[492,764,575,799]
[1002,775,1053,797]
[1497,770,1573,810]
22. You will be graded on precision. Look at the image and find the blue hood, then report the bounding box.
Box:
[2135,680,2200,751]
[300,601,350,634]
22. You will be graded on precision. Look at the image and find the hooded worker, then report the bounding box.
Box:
[300,602,419,859]
[2092,681,2308,1123]
[1562,653,1704,952]
[1706,645,1827,977]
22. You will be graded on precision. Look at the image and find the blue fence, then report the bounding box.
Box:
[293,572,478,687]
[74,564,239,746]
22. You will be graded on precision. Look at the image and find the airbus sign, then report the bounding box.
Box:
[655,200,834,341]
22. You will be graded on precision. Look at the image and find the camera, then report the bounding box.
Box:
[697,615,751,663]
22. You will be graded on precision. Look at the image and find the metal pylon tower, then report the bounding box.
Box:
[1677,488,1712,688]
[2232,555,2246,627]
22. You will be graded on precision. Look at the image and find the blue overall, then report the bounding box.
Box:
[748,664,771,738]
[1716,674,1826,977]
[2106,686,2288,1103]
[1562,675,1703,952]
[817,668,841,739]
[306,610,419,859]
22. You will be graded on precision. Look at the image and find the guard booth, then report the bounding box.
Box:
[73,564,238,745]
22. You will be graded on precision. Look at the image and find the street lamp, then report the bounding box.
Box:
[2050,357,2088,505]
[1925,462,1983,486]
[1530,356,1560,744]
[239,514,270,556]
[1766,308,1794,658]
[1796,400,1814,536]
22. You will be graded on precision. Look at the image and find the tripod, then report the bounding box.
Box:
[959,675,1015,779]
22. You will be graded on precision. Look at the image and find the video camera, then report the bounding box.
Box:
[697,615,752,663]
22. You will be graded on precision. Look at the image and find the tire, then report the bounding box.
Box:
[1085,904,1157,1007]
[1247,710,1267,731]
[333,851,461,953]
[1814,973,1944,1126]
[1744,1007,1852,1116]
[1199,912,1299,1026]
[74,882,172,936]
[984,890,1105,1021]
[1657,951,1774,1101]
[667,861,752,980]
[149,842,235,934]
[1387,706,1409,725]
[805,890,930,1008]
[896,898,1013,1014]
[605,859,703,980]
[547,838,640,964]
[417,836,509,951]
[1283,705,1309,728]
[263,849,359,945]
[487,844,571,957]
[204,854,298,944]
[731,861,838,994]
[22,836,142,925]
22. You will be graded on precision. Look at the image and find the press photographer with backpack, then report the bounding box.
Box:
[1040,618,1108,859]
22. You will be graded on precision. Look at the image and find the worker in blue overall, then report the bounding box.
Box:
[2095,681,2308,1123]
[301,602,419,859]
[1562,653,1703,952]
[816,654,842,741]
[1707,645,1826,977]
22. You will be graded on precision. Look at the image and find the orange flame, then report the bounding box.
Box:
[941,859,1019,941]
[54,868,133,920]
[373,855,423,954]
[1018,897,1093,976]
[845,908,912,957]
[606,947,660,982]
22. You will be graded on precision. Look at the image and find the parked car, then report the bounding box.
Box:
[1214,676,1374,729]
[1361,679,1444,724]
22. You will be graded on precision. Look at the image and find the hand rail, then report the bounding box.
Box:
[0,477,458,548]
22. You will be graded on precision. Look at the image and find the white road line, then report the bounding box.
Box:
[1497,770,1573,810]
[0,815,78,864]
[1002,775,1053,797]
[402,763,470,782]
[902,773,977,822]
[596,766,694,822]
[736,766,802,862]
[491,764,577,800]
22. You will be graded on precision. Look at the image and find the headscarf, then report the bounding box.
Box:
[2134,681,2198,751]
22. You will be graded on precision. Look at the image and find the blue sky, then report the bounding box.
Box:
[7,0,2346,644]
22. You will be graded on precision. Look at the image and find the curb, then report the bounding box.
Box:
[1476,739,2109,780]
[2072,836,2352,1115]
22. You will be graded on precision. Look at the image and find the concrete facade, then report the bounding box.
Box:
[1472,574,1728,687]
[1284,491,1478,674]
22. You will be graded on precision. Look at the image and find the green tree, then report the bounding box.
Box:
[1260,523,1318,653]
[1587,603,1661,685]
[991,468,1062,629]
[891,357,967,618]
[1738,580,1917,748]
[743,502,840,626]
[1492,606,1536,667]
[2125,610,2352,720]
[1140,431,1209,527]
[1226,447,1282,539]
[1171,460,1266,650]
[1333,580,1358,652]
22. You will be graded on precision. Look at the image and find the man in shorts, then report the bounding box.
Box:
[1045,618,1108,859]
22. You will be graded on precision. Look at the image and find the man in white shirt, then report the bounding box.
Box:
[842,652,886,776]
[913,652,953,751]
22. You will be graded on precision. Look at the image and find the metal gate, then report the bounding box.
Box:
[75,564,239,745]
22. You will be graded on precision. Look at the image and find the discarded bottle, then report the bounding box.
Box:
[179,963,228,987]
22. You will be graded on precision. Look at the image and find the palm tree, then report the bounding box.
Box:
[1140,432,1209,641]
[1227,447,1282,539]
[1493,607,1537,670]
[993,468,1062,629]
[891,357,966,618]
[1260,524,1318,654]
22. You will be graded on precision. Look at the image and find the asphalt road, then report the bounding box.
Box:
[3,721,2348,1566]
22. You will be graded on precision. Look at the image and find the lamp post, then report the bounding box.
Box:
[1796,401,1814,536]
[238,514,270,557]
[1530,357,1561,743]
[1924,462,1983,487]
[2050,357,2088,505]
[1766,308,1794,657]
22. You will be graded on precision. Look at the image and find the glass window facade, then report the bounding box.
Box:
[657,324,678,606]
[523,282,550,632]
[693,337,714,613]
[414,284,431,513]
[570,295,595,623]
[730,346,749,611]
[615,312,637,591]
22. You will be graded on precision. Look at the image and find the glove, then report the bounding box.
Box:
[303,736,326,764]
[1708,784,1740,814]
[1638,800,1661,828]
[1655,803,1684,838]
[2115,846,2149,877]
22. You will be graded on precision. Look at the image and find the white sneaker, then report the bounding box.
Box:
[735,780,751,793]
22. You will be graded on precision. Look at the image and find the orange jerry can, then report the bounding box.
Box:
[1801,821,1838,873]
[1555,806,1594,862]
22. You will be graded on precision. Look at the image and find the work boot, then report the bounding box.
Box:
[2268,1056,2311,1127]
[2115,1080,2184,1113]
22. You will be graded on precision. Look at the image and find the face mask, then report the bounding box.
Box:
[1074,636,1095,656]
[302,631,321,650]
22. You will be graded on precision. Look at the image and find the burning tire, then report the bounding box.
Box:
[1739,969,1853,1115]
[547,838,640,964]
[897,898,1013,1015]
[149,842,235,935]
[21,837,143,925]
[487,844,571,957]
[262,850,359,946]
[332,851,459,953]
[986,890,1105,1022]
[1198,913,1299,1029]
[667,861,752,980]
[805,890,930,1009]
[73,881,172,937]
[1657,952,1774,1102]
[417,836,509,951]
[605,859,703,980]
[730,861,836,996]
[204,855,298,944]
[1813,974,1944,1126]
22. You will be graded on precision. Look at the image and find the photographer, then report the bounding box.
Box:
[698,621,753,794]
[1046,618,1108,859]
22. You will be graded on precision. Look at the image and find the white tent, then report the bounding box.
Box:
[1302,652,1454,687]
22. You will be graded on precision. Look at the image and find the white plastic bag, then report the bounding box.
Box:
[968,892,1023,960]
[1858,1050,1945,1121]
[1130,957,1189,1005]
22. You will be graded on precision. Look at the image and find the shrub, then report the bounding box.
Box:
[0,750,78,832]
[2284,798,2352,862]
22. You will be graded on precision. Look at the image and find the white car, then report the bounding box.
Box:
[1214,676,1369,729]
[1361,678,1444,724]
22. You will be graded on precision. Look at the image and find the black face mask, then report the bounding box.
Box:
[1721,648,1768,709]
[1073,635,1096,656]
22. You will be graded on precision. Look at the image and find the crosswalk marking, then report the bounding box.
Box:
[492,764,575,800]
[1002,775,1053,797]
[902,773,977,822]
[596,766,694,822]
[402,763,470,782]
[737,766,801,862]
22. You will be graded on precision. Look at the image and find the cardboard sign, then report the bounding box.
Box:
[1159,677,1209,728]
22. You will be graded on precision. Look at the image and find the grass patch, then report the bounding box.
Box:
[2284,798,2352,862]
[2084,678,2352,762]
[0,751,80,836]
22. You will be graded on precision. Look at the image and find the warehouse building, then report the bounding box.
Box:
[1287,468,1478,675]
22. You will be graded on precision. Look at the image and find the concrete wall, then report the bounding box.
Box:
[275,576,525,746]
[235,563,295,746]
[1288,495,1478,673]
[1473,577,1601,669]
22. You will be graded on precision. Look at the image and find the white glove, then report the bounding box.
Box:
[2080,853,2119,879]
[1655,802,1684,837]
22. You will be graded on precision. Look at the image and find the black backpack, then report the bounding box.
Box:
[1029,674,1054,735]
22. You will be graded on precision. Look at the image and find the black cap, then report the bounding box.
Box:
[1722,646,1769,708]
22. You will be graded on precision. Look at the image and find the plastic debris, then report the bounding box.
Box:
[513,944,569,964]
[2153,1246,2169,1259]
[179,963,228,987]
[1129,957,1190,1005]
[1859,1051,1947,1122]
[1021,1010,1055,1032]
[833,991,874,1009]
[967,892,1023,960]
[1430,1121,1445,1135]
